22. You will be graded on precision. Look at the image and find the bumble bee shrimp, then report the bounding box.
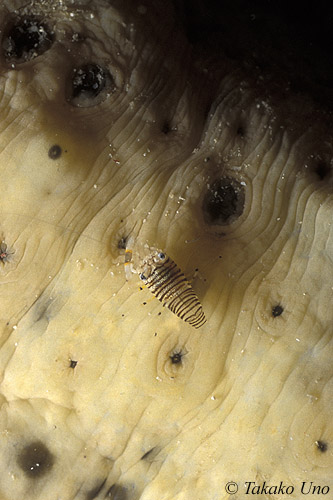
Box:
[124,237,206,329]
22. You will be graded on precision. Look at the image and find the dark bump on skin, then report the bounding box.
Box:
[86,478,107,500]
[272,304,284,318]
[315,440,328,452]
[17,441,54,478]
[69,359,77,369]
[105,484,129,499]
[117,237,127,250]
[161,121,171,134]
[72,64,106,98]
[315,162,330,180]
[237,125,245,137]
[68,63,115,107]
[170,351,183,364]
[2,15,54,63]
[48,144,62,159]
[0,241,12,263]
[202,177,245,225]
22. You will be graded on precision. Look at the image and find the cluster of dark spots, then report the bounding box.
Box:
[170,350,184,364]
[68,64,116,107]
[315,440,328,452]
[69,359,77,369]
[202,177,245,225]
[2,15,54,63]
[86,478,107,500]
[0,241,13,263]
[117,237,127,250]
[314,162,330,180]
[272,304,283,318]
[105,484,129,499]
[17,441,54,478]
[48,144,62,159]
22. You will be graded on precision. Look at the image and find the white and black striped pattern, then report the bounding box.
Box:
[139,251,206,329]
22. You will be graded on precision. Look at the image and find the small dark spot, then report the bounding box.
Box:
[68,64,115,107]
[143,302,147,305]
[86,478,107,500]
[315,162,330,180]
[0,242,13,263]
[69,359,77,369]
[48,144,62,159]
[121,314,125,317]
[2,15,54,63]
[158,312,161,316]
[204,157,210,163]
[141,448,155,460]
[170,351,184,364]
[272,304,283,317]
[139,287,143,291]
[117,237,127,250]
[17,441,54,478]
[237,126,245,137]
[105,484,129,499]
[33,301,50,323]
[315,440,328,452]
[161,121,171,134]
[202,177,245,225]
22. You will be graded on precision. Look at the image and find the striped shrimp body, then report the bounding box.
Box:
[138,250,206,329]
[124,236,134,280]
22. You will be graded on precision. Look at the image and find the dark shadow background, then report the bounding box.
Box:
[176,0,333,108]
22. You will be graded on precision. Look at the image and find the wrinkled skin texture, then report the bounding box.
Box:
[0,1,332,499]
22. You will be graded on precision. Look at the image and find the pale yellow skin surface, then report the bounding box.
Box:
[0,1,332,499]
